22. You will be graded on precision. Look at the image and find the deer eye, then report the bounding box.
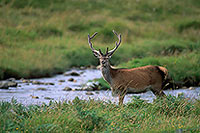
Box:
[102,60,106,64]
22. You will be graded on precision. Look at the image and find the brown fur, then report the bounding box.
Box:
[108,65,168,105]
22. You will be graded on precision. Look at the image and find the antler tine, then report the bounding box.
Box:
[107,30,121,56]
[88,32,99,54]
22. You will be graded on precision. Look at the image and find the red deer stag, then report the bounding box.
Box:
[88,30,168,105]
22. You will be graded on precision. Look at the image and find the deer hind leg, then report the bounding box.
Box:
[119,95,125,105]
[151,84,166,97]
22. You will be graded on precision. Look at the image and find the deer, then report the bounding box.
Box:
[88,30,169,105]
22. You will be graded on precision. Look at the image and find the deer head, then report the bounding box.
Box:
[88,30,121,67]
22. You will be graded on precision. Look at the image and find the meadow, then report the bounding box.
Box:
[0,0,200,86]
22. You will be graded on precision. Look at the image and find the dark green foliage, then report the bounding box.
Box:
[68,23,89,32]
[177,20,200,33]
[36,26,63,37]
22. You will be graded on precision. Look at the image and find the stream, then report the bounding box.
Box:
[0,68,200,105]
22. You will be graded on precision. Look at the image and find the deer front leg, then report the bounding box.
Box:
[118,86,128,105]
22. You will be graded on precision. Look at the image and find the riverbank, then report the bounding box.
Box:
[1,0,200,86]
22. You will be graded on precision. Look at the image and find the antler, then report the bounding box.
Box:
[106,30,121,56]
[88,32,101,56]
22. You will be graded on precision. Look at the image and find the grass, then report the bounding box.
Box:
[0,95,199,132]
[0,0,200,85]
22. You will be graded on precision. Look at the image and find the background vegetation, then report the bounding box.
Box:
[0,0,200,85]
[0,95,200,132]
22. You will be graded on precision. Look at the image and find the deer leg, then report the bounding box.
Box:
[118,87,127,105]
[118,94,125,105]
[151,84,166,97]
[151,89,166,97]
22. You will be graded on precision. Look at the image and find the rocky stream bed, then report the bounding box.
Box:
[0,68,200,105]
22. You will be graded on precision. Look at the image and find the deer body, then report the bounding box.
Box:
[88,30,168,105]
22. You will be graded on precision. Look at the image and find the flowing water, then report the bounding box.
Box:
[0,69,199,105]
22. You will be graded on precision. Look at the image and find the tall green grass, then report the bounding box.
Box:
[0,95,199,132]
[0,0,200,84]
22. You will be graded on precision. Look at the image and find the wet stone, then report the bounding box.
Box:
[7,78,16,81]
[182,86,187,89]
[189,87,195,90]
[44,97,54,100]
[30,95,39,99]
[85,92,94,95]
[64,71,80,76]
[32,81,42,85]
[22,79,31,83]
[58,80,65,82]
[82,87,93,91]
[89,65,96,69]
[7,81,18,87]
[0,81,18,89]
[80,66,86,70]
[36,88,47,91]
[63,87,72,91]
[68,78,74,82]
[46,82,54,85]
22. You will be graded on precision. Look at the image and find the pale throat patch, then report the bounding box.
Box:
[101,67,112,85]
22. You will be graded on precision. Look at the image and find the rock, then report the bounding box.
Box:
[44,97,54,100]
[85,92,94,95]
[46,82,54,85]
[89,65,96,69]
[82,87,93,91]
[7,81,17,87]
[58,80,65,82]
[22,79,31,83]
[7,78,16,81]
[74,88,81,91]
[64,71,80,76]
[182,86,187,89]
[0,81,18,89]
[0,81,9,89]
[80,66,86,70]
[63,87,72,91]
[36,87,47,91]
[32,81,43,85]
[189,87,195,90]
[95,91,100,94]
[68,78,74,82]
[80,72,84,74]
[84,82,101,91]
[30,95,39,99]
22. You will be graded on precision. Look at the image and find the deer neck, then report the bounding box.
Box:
[100,63,114,85]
